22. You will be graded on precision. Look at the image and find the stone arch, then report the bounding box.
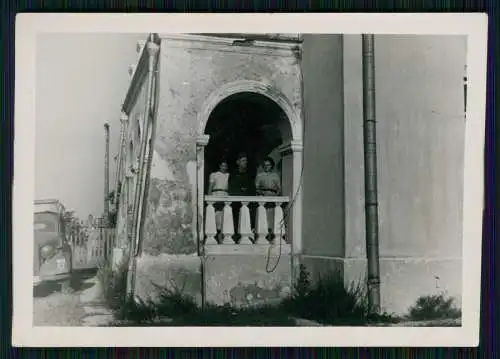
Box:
[198,79,302,142]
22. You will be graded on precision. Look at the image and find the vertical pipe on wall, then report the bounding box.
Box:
[127,34,159,298]
[104,122,110,226]
[361,34,381,314]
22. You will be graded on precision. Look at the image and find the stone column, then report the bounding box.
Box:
[196,135,210,255]
[290,140,303,282]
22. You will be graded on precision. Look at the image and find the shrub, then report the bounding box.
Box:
[281,264,397,325]
[149,281,199,318]
[96,259,129,312]
[106,264,396,327]
[408,293,462,321]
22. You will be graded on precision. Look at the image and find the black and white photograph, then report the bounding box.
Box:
[13,14,487,347]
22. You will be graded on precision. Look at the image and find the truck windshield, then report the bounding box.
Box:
[34,212,59,233]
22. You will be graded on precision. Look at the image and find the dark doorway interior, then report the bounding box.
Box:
[204,92,290,194]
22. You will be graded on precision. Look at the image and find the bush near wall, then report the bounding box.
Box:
[408,293,462,321]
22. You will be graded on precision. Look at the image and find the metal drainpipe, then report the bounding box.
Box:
[136,68,159,257]
[104,123,110,226]
[127,35,159,298]
[362,34,381,314]
[114,113,128,207]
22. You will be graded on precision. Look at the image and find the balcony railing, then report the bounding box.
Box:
[204,196,289,245]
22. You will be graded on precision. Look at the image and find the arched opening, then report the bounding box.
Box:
[201,91,297,246]
[204,91,293,195]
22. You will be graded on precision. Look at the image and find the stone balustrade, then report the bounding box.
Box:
[204,195,289,246]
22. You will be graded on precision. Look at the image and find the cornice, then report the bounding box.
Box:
[122,38,150,114]
[157,33,302,58]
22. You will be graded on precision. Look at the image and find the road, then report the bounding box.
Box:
[33,269,110,326]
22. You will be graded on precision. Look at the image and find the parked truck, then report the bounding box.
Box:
[33,199,73,292]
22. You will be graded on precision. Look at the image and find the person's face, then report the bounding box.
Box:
[219,162,228,173]
[263,160,273,172]
[237,156,248,170]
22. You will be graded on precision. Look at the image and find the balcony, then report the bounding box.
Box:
[204,196,289,246]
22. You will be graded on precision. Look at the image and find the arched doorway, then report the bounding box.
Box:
[197,90,301,250]
[204,92,293,196]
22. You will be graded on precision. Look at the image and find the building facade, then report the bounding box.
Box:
[111,33,466,314]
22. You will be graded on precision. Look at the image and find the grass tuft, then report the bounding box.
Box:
[106,263,397,326]
[281,264,398,325]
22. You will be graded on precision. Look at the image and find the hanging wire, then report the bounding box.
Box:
[265,160,304,273]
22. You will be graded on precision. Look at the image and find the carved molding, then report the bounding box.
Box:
[279,140,303,156]
[196,134,210,147]
[197,79,303,142]
[158,33,301,58]
[122,38,150,114]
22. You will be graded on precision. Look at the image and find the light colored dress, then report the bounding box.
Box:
[209,171,229,196]
[255,171,281,196]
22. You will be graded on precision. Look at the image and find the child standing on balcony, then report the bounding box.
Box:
[255,157,281,240]
[208,160,229,241]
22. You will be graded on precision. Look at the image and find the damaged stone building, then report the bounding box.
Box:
[110,33,466,314]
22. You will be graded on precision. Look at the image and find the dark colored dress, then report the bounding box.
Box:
[228,170,255,196]
[228,169,256,234]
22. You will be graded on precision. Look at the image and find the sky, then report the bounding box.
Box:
[35,33,146,218]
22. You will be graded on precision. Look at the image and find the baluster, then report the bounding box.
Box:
[256,202,268,244]
[205,201,218,245]
[222,201,234,244]
[239,201,253,244]
[273,202,285,244]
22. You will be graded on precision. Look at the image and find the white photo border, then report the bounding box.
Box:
[13,13,488,347]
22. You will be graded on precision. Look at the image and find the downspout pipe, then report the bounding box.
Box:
[127,35,159,298]
[114,112,128,209]
[136,49,160,258]
[362,34,381,314]
[104,122,110,226]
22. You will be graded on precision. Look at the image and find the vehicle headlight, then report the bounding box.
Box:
[40,244,54,258]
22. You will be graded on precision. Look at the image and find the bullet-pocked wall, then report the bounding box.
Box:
[134,34,303,306]
[343,35,466,314]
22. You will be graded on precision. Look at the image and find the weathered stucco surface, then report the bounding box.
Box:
[204,254,291,307]
[302,34,466,314]
[114,77,148,249]
[133,36,300,304]
[120,34,465,315]
[139,38,301,257]
[133,254,202,305]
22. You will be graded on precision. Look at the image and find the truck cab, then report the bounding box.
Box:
[33,199,73,292]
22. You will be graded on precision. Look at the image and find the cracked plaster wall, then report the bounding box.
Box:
[133,38,301,304]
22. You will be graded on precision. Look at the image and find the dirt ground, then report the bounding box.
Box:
[33,269,99,326]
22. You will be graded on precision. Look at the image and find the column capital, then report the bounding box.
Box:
[279,139,303,155]
[196,134,210,147]
[290,140,303,152]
